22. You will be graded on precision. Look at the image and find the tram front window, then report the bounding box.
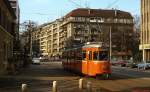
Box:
[89,51,92,60]
[82,50,86,60]
[93,51,99,60]
[99,51,108,60]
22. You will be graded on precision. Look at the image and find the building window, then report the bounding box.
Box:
[90,17,96,22]
[98,18,104,23]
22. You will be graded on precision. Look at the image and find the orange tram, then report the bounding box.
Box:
[62,42,112,78]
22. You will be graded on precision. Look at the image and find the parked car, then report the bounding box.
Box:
[39,57,49,62]
[32,58,40,65]
[112,60,126,67]
[124,60,135,67]
[129,62,138,68]
[110,60,117,65]
[137,63,150,70]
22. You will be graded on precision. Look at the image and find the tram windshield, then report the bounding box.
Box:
[99,51,108,60]
[93,51,99,60]
[93,51,108,61]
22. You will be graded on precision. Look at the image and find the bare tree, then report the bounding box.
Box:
[132,15,141,62]
[19,20,38,67]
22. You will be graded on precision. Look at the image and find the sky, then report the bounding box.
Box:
[19,0,140,25]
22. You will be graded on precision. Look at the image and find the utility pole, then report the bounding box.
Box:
[142,28,146,63]
[109,26,112,61]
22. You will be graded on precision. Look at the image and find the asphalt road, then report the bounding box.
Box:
[0,62,150,92]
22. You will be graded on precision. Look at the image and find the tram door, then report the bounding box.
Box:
[87,51,92,75]
[82,49,93,75]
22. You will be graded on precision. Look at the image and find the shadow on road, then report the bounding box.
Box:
[1,62,150,92]
[18,62,79,78]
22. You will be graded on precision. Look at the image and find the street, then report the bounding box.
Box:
[0,62,150,92]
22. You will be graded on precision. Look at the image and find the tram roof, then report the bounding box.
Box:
[83,42,103,48]
[64,42,107,51]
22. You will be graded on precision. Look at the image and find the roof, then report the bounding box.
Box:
[33,18,62,32]
[65,8,133,19]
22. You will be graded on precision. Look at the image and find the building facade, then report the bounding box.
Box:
[0,0,16,74]
[9,0,20,52]
[60,8,134,60]
[47,20,62,57]
[32,8,134,60]
[32,19,62,57]
[140,0,150,61]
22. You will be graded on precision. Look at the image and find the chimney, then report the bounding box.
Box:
[88,9,91,15]
[115,9,117,17]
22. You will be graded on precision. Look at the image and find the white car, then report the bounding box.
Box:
[32,58,40,64]
[137,63,150,70]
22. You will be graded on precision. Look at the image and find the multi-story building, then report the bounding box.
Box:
[49,19,62,57]
[32,19,62,57]
[9,0,20,52]
[9,0,20,22]
[32,8,134,60]
[39,24,48,56]
[140,0,150,62]
[32,23,49,57]
[0,0,16,74]
[60,8,134,60]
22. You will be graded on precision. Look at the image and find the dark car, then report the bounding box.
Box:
[111,60,117,65]
[118,60,126,67]
[112,60,126,67]
[130,62,138,68]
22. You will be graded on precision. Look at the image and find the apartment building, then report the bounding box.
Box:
[32,19,62,57]
[32,8,134,60]
[47,19,62,57]
[140,0,150,61]
[32,24,47,57]
[0,0,16,74]
[60,8,134,60]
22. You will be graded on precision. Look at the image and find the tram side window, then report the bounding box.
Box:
[99,51,108,60]
[77,56,82,60]
[76,51,82,61]
[93,51,98,60]
[62,52,66,59]
[82,51,86,60]
[88,51,92,60]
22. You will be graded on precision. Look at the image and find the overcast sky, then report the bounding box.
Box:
[19,0,140,24]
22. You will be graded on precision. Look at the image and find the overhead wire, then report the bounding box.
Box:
[67,0,82,8]
[106,0,119,9]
